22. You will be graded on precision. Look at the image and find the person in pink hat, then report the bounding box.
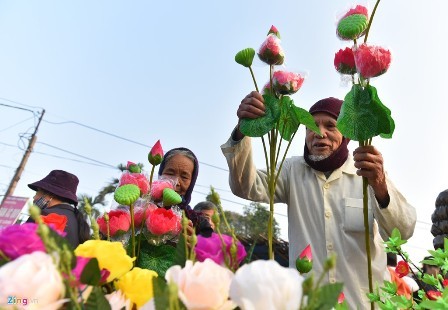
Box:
[221,91,417,307]
[27,169,90,247]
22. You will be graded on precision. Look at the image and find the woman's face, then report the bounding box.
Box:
[161,154,195,197]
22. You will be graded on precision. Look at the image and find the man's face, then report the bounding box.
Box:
[306,112,343,158]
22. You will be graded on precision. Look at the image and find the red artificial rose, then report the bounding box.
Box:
[97,210,131,237]
[395,260,410,278]
[353,43,391,79]
[41,213,68,233]
[334,47,357,75]
[146,208,181,235]
[427,290,442,300]
[272,70,305,95]
[258,34,285,65]
[134,204,157,228]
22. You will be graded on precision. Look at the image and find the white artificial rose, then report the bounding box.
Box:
[165,259,235,310]
[0,251,66,310]
[229,260,304,310]
[106,290,131,310]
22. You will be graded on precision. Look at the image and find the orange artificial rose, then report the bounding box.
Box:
[41,213,68,233]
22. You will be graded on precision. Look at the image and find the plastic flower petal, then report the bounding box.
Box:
[353,44,392,79]
[165,259,235,310]
[427,290,442,300]
[334,47,357,75]
[229,260,304,310]
[97,210,131,237]
[115,267,158,308]
[272,70,305,95]
[41,213,68,234]
[258,33,285,65]
[150,179,174,200]
[148,140,164,166]
[146,208,181,235]
[395,260,410,278]
[75,240,135,282]
[195,233,246,267]
[0,223,46,259]
[295,244,313,274]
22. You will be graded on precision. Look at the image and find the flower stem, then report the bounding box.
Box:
[130,203,136,263]
[364,0,381,43]
[149,165,155,188]
[249,66,259,92]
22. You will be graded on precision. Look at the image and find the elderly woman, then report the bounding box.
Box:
[158,147,213,236]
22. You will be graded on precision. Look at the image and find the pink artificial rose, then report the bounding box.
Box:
[272,70,305,95]
[195,233,246,267]
[146,208,181,235]
[334,47,357,75]
[148,140,164,166]
[97,210,131,237]
[353,44,391,79]
[150,179,174,200]
[258,34,285,65]
[0,223,46,260]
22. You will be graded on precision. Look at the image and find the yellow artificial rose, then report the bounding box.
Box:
[75,240,135,282]
[115,267,158,309]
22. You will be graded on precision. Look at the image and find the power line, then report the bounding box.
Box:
[0,103,36,114]
[0,116,35,133]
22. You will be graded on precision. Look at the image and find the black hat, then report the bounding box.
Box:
[28,170,79,206]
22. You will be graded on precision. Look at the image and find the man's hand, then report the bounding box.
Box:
[233,91,266,141]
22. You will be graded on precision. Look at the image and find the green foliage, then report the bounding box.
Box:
[135,242,176,277]
[235,48,256,68]
[239,94,280,137]
[80,258,101,286]
[83,286,112,310]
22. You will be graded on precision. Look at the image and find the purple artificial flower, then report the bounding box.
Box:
[0,223,46,259]
[195,233,246,267]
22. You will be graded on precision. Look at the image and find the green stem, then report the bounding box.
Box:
[364,0,381,43]
[149,165,155,187]
[249,66,259,92]
[275,130,296,187]
[261,136,270,184]
[130,203,136,262]
[268,128,277,260]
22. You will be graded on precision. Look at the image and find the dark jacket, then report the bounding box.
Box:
[431,189,448,250]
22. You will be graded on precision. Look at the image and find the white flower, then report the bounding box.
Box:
[0,251,66,310]
[229,260,304,310]
[106,290,132,310]
[165,259,235,310]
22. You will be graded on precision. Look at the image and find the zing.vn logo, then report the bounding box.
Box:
[7,296,38,306]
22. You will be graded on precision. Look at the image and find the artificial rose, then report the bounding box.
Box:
[334,47,357,75]
[353,44,391,79]
[75,240,135,282]
[0,251,65,309]
[106,290,132,310]
[146,207,181,235]
[272,71,304,95]
[97,210,131,237]
[150,179,174,200]
[258,34,285,65]
[134,204,156,228]
[0,223,46,260]
[120,172,150,195]
[148,140,164,166]
[41,213,68,233]
[295,244,312,274]
[395,260,410,278]
[229,260,304,310]
[115,267,158,309]
[195,233,246,267]
[165,259,235,310]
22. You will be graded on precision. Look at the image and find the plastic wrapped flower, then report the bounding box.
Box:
[150,178,175,201]
[146,207,181,236]
[258,26,285,65]
[337,5,369,40]
[272,70,305,95]
[165,259,235,310]
[334,47,357,75]
[0,223,46,260]
[295,244,313,274]
[115,267,158,309]
[119,172,150,195]
[353,43,391,79]
[148,140,164,166]
[97,209,131,238]
[395,260,410,278]
[134,203,157,228]
[195,233,246,267]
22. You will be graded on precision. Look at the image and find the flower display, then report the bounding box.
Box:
[229,260,304,310]
[97,209,131,238]
[295,244,313,274]
[146,207,181,236]
[272,70,305,95]
[165,259,235,310]
[334,47,357,75]
[395,260,410,278]
[353,43,391,79]
[119,172,150,195]
[0,223,46,259]
[257,27,285,65]
[115,267,158,308]
[41,213,68,233]
[195,233,246,267]
[0,251,66,309]
[148,140,164,166]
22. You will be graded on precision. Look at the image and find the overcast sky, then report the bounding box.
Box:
[1,0,447,263]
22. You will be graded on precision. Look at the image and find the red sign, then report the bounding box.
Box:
[0,196,29,229]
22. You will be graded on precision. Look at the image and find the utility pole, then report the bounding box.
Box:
[1,109,45,206]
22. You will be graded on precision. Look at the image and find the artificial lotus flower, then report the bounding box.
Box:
[258,29,285,65]
[443,279,448,287]
[229,260,304,310]
[0,223,46,260]
[150,178,174,200]
[353,43,391,79]
[75,240,135,282]
[334,47,357,75]
[120,172,150,195]
[165,259,235,310]
[272,70,305,95]
[97,210,131,238]
[41,213,68,234]
[395,260,410,278]
[295,244,313,274]
[336,5,369,40]
[115,267,158,309]
[195,233,246,268]
[267,24,280,38]
[126,161,142,173]
[133,204,156,228]
[146,207,181,236]
[148,140,164,166]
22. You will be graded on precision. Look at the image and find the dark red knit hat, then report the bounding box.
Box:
[309,97,343,119]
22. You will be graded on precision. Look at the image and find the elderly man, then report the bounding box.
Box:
[221,91,416,307]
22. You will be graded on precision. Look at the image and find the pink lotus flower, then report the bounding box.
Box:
[97,210,131,237]
[0,223,46,259]
[120,172,150,195]
[150,179,174,200]
[148,140,164,166]
[395,260,410,278]
[195,233,246,268]
[267,25,280,38]
[353,44,391,79]
[258,33,285,65]
[341,5,368,19]
[126,161,141,173]
[272,71,304,95]
[334,47,356,75]
[133,204,157,228]
[146,208,181,235]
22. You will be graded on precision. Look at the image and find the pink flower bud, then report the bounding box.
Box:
[334,47,356,75]
[299,244,312,260]
[272,71,304,95]
[148,140,164,166]
[353,44,391,79]
[258,34,285,65]
[267,25,280,38]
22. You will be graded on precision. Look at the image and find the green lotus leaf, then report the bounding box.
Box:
[235,48,256,68]
[134,242,176,277]
[114,184,140,206]
[278,96,299,141]
[337,14,368,40]
[293,106,320,136]
[239,94,280,137]
[337,84,395,141]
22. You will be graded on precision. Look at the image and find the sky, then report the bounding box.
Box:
[0,0,447,263]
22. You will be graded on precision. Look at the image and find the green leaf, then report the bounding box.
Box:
[239,94,280,137]
[278,96,299,141]
[80,258,101,286]
[390,295,413,308]
[313,283,344,310]
[293,105,320,136]
[381,280,397,295]
[173,233,187,268]
[235,48,256,68]
[83,286,112,310]
[135,242,176,277]
[337,84,395,141]
[153,276,170,310]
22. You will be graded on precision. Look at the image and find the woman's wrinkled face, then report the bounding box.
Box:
[161,154,195,197]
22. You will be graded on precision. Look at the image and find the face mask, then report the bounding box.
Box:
[33,196,49,209]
